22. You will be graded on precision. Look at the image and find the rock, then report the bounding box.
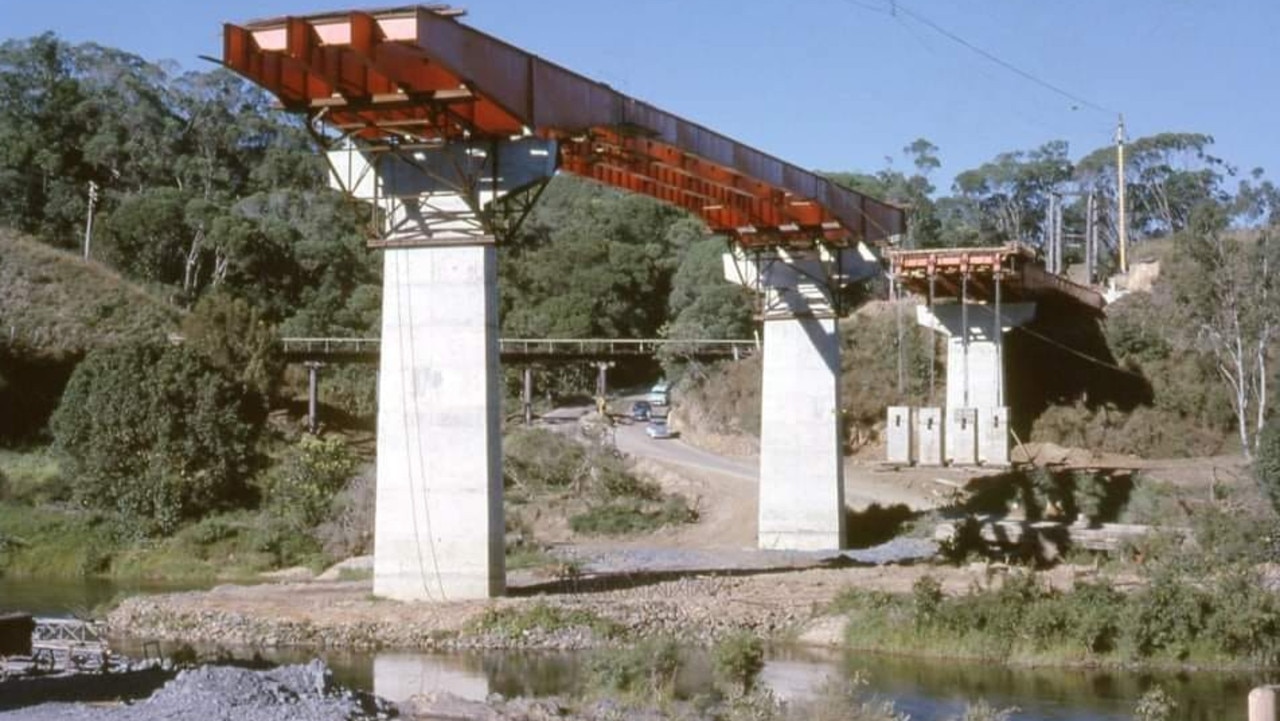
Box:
[316,556,373,581]
[260,566,315,582]
[794,615,847,647]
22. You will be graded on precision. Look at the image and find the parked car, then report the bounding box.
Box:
[645,419,674,439]
[630,400,652,421]
[646,381,670,406]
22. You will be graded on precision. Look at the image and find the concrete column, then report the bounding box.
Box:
[917,302,1035,412]
[374,243,504,600]
[305,361,322,434]
[522,366,533,426]
[1251,686,1280,721]
[758,315,845,550]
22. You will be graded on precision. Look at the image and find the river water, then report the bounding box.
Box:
[1,577,1272,720]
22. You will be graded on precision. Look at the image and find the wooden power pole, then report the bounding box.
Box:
[1116,115,1128,274]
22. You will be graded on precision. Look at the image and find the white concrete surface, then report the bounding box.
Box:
[886,406,913,465]
[945,407,978,466]
[916,407,944,466]
[374,244,505,600]
[916,302,1036,411]
[978,406,1010,466]
[758,315,845,550]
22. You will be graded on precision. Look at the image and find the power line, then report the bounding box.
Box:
[894,2,1115,115]
[839,0,1115,116]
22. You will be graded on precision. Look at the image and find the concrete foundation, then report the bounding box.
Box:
[916,407,944,466]
[758,315,845,550]
[886,406,913,465]
[979,406,1010,466]
[373,244,504,600]
[946,407,977,465]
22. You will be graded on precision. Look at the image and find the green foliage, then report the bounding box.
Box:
[51,342,261,535]
[503,426,696,537]
[0,502,119,577]
[583,638,682,702]
[840,568,1280,667]
[1256,416,1280,515]
[712,632,766,695]
[1133,685,1178,721]
[470,602,623,641]
[181,291,283,404]
[261,435,356,530]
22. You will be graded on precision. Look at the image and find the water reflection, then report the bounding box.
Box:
[63,634,1280,719]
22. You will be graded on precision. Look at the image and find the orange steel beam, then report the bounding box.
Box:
[223,6,905,245]
[888,243,1106,313]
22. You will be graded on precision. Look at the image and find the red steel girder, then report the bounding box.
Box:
[223,6,905,245]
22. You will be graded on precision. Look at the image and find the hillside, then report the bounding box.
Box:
[0,229,180,360]
[0,229,181,440]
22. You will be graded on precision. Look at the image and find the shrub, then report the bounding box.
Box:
[584,638,682,702]
[1122,572,1206,660]
[1257,416,1280,515]
[51,342,262,535]
[262,435,356,530]
[713,631,765,695]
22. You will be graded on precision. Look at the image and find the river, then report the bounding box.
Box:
[1,577,1272,719]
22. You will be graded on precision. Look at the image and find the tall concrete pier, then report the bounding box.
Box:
[374,244,504,599]
[727,245,880,550]
[327,139,556,600]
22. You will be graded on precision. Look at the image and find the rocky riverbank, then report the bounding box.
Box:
[104,556,1064,653]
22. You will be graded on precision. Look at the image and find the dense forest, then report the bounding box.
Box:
[0,33,1278,578]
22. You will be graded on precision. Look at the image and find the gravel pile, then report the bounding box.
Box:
[0,661,395,721]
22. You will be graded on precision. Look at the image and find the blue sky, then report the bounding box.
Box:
[6,0,1278,190]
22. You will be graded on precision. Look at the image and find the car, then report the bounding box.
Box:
[630,400,652,421]
[645,419,674,439]
[646,381,670,406]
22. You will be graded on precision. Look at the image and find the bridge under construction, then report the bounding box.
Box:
[224,4,904,600]
[885,243,1106,467]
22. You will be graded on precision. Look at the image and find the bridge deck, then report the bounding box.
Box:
[888,243,1106,313]
[223,5,904,246]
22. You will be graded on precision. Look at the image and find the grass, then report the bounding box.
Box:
[0,447,66,504]
[469,602,625,641]
[0,503,118,578]
[0,502,323,581]
[0,229,179,360]
[831,567,1280,670]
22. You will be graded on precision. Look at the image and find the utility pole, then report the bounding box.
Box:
[1116,114,1128,274]
[1085,191,1097,285]
[83,180,98,261]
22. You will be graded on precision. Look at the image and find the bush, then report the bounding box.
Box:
[1121,572,1206,660]
[51,342,262,535]
[713,631,765,695]
[584,638,682,702]
[1257,416,1280,515]
[261,435,356,530]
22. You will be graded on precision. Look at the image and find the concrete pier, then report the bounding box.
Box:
[916,301,1034,466]
[725,245,879,550]
[373,244,504,600]
[916,302,1036,412]
[758,314,845,550]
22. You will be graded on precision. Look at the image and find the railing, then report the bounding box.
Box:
[280,337,758,361]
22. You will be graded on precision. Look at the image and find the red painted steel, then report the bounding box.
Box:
[222,5,904,246]
[889,243,1106,313]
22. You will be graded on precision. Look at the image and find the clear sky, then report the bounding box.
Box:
[6,0,1278,189]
